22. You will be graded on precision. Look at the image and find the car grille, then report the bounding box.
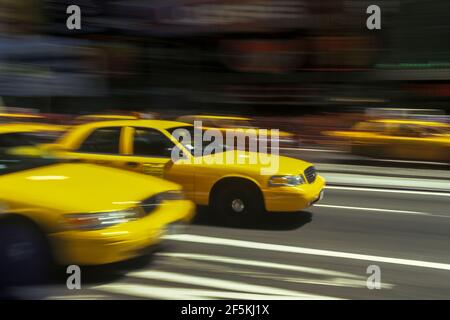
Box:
[304,166,317,184]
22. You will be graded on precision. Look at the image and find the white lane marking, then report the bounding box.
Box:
[325,185,450,197]
[279,276,391,289]
[371,159,449,166]
[95,284,208,300]
[313,204,450,218]
[163,234,450,271]
[94,284,330,300]
[280,147,345,153]
[125,270,338,300]
[157,253,381,289]
[157,252,359,278]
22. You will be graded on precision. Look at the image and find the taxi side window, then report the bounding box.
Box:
[133,128,174,158]
[0,133,35,148]
[200,119,216,127]
[394,125,421,137]
[421,126,443,136]
[78,127,121,154]
[178,117,195,124]
[354,122,384,133]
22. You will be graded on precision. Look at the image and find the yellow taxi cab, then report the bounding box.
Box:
[324,119,450,162]
[176,115,298,147]
[51,120,325,222]
[0,151,195,286]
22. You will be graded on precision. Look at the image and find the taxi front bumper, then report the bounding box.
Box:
[263,175,326,212]
[50,200,195,266]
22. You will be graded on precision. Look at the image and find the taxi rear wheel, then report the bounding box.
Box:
[211,180,265,224]
[0,217,51,287]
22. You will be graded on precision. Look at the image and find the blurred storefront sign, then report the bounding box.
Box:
[220,39,305,73]
[219,36,378,73]
[155,0,306,31]
[108,0,343,35]
[406,83,450,97]
[0,36,106,96]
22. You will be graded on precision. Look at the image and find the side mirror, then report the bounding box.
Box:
[164,159,174,170]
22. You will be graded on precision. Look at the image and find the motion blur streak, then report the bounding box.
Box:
[162,234,450,271]
[1,0,450,300]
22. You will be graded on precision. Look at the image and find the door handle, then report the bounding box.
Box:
[126,162,139,168]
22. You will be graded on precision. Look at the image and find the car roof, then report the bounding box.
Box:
[0,123,64,134]
[179,115,251,121]
[78,119,193,130]
[370,119,449,127]
[76,114,139,120]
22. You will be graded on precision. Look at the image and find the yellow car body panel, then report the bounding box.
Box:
[0,162,195,265]
[50,199,194,265]
[0,123,66,134]
[172,152,326,211]
[324,119,450,162]
[54,120,325,213]
[263,176,325,212]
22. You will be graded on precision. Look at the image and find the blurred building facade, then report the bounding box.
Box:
[0,0,449,114]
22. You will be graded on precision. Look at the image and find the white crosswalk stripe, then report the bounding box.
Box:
[94,284,319,300]
[12,235,396,300]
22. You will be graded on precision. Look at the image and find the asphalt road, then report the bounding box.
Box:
[8,184,450,300]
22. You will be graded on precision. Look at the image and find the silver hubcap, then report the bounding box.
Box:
[231,199,245,213]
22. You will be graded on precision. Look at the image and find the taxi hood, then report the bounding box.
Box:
[184,149,313,176]
[0,162,181,213]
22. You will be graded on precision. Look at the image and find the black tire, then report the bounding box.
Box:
[0,217,51,287]
[211,180,265,225]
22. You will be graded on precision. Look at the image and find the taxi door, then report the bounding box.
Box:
[415,126,449,162]
[121,126,195,198]
[61,126,130,169]
[385,124,426,160]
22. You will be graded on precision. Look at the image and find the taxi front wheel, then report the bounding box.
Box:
[211,181,265,224]
[0,217,51,287]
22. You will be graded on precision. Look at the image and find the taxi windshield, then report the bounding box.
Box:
[0,131,61,149]
[168,126,231,157]
[0,131,62,174]
[0,154,58,176]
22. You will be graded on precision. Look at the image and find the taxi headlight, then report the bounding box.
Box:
[155,190,185,202]
[269,175,306,187]
[62,207,144,231]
